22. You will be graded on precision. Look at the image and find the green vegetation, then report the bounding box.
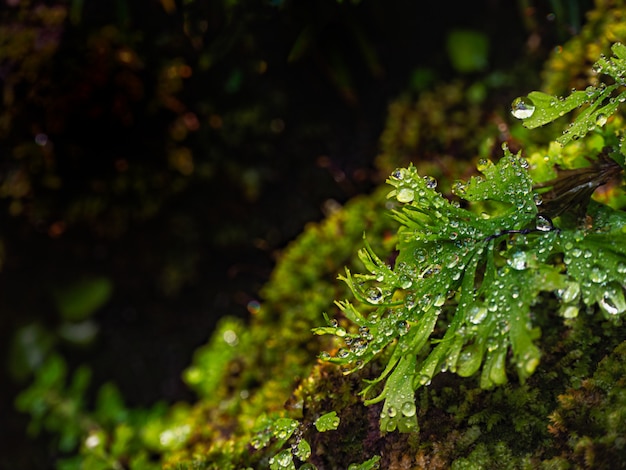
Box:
[317,42,626,435]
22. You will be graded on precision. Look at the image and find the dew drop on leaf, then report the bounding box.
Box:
[391,169,404,180]
[511,96,536,119]
[366,287,384,304]
[401,401,416,417]
[558,282,580,303]
[590,266,607,284]
[469,305,488,324]
[596,113,608,127]
[535,215,553,232]
[396,188,415,203]
[561,305,579,318]
[507,251,528,270]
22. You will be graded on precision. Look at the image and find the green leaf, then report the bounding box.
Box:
[519,90,588,129]
[294,438,312,461]
[347,455,382,470]
[52,277,113,321]
[270,449,296,470]
[512,42,626,146]
[314,411,340,432]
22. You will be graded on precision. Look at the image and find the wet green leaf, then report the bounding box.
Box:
[314,411,340,432]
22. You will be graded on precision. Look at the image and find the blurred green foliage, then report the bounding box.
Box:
[446,30,489,73]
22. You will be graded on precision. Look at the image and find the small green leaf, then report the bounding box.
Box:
[269,449,295,470]
[347,455,382,470]
[52,277,113,321]
[314,411,340,432]
[513,42,626,146]
[520,90,588,129]
[294,438,312,461]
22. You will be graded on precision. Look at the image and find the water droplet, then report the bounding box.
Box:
[507,251,528,270]
[561,305,579,318]
[446,254,460,269]
[477,158,491,172]
[391,169,404,180]
[396,320,409,335]
[433,293,446,307]
[511,96,536,119]
[418,294,432,310]
[387,406,397,417]
[453,180,466,196]
[414,248,427,262]
[618,262,626,275]
[599,284,626,315]
[596,113,608,127]
[590,265,607,283]
[533,193,543,206]
[399,275,413,289]
[469,305,488,324]
[423,175,437,189]
[511,286,520,299]
[419,375,432,386]
[385,420,397,432]
[535,215,553,232]
[336,348,350,359]
[367,287,384,304]
[397,188,415,203]
[558,281,580,303]
[401,401,416,417]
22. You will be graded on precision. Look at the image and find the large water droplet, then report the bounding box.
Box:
[595,113,608,127]
[391,169,404,180]
[401,401,416,417]
[423,175,437,189]
[507,251,528,270]
[469,305,488,324]
[511,96,536,119]
[535,215,553,232]
[590,265,607,283]
[399,275,413,289]
[367,287,384,304]
[561,305,579,318]
[397,188,415,203]
[558,282,580,303]
[599,284,626,316]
